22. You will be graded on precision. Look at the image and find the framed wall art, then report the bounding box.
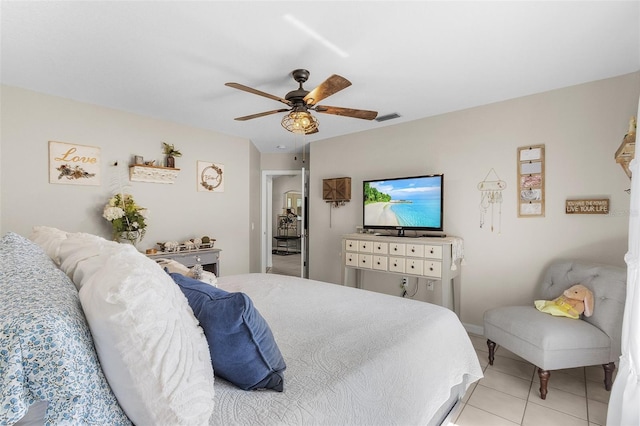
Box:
[49,141,101,186]
[517,144,545,217]
[197,161,224,192]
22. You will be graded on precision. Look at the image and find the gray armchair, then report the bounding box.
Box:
[483,260,626,399]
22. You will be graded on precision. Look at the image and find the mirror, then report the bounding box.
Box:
[285,191,302,217]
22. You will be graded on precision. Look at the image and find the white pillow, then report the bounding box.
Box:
[78,244,215,425]
[57,232,122,289]
[28,226,68,265]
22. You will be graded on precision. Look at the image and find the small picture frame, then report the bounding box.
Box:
[134,155,144,165]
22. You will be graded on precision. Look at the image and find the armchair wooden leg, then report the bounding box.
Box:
[487,339,496,365]
[603,362,616,391]
[538,368,550,400]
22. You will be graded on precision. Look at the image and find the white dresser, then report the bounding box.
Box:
[341,233,462,314]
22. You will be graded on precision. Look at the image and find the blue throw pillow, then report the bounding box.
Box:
[169,273,286,391]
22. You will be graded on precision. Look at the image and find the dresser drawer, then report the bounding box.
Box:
[372,255,388,271]
[373,241,388,254]
[345,252,358,266]
[358,241,373,253]
[406,258,424,275]
[358,254,372,268]
[406,244,425,257]
[388,257,405,273]
[424,245,443,259]
[423,261,442,278]
[345,239,358,252]
[389,243,406,256]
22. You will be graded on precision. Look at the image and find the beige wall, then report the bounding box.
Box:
[2,73,639,329]
[261,151,309,170]
[0,85,257,276]
[308,72,640,330]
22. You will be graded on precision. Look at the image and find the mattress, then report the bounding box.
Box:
[212,273,483,426]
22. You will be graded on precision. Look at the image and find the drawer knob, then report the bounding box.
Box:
[429,267,434,271]
[411,265,414,269]
[430,249,434,254]
[411,248,415,253]
[377,261,380,265]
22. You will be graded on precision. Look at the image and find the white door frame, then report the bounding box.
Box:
[261,169,303,275]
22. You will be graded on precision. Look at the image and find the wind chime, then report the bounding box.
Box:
[478,168,506,233]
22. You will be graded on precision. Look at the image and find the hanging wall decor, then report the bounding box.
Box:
[477,168,506,233]
[517,144,545,217]
[197,161,224,192]
[49,141,101,186]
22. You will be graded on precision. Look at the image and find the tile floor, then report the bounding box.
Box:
[450,334,614,426]
[267,252,302,277]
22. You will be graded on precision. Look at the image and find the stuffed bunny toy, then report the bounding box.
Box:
[534,284,594,319]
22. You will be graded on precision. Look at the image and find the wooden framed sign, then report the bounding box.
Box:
[565,199,609,215]
[49,141,100,186]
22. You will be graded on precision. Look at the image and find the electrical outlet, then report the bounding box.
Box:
[427,281,434,291]
[401,277,408,288]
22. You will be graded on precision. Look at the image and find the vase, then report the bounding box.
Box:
[117,231,141,246]
[165,155,175,168]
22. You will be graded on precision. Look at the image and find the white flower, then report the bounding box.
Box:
[139,208,149,219]
[103,206,125,221]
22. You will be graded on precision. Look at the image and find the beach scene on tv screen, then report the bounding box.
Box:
[364,177,441,227]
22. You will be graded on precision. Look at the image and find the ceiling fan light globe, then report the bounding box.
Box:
[281,110,319,135]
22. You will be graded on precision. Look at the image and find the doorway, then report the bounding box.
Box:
[261,169,308,278]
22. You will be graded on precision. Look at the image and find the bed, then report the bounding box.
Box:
[212,273,482,425]
[1,229,482,426]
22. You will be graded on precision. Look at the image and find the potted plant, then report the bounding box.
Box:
[162,142,182,168]
[102,193,149,245]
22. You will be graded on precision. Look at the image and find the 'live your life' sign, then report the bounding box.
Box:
[565,199,609,215]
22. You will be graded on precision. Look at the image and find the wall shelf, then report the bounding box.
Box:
[615,132,635,180]
[129,164,180,184]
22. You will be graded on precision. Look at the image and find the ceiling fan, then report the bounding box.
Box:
[225,69,377,135]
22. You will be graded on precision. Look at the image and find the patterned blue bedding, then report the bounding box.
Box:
[0,232,130,425]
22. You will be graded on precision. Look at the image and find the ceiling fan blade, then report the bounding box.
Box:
[314,105,378,120]
[225,82,291,106]
[234,109,290,121]
[303,75,351,106]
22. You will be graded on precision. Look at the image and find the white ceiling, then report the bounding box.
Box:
[2,1,639,153]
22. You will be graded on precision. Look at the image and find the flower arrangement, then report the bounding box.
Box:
[103,193,149,244]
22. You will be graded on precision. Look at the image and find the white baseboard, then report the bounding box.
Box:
[463,323,484,336]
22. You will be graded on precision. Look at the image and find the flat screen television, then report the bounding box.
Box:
[363,174,444,237]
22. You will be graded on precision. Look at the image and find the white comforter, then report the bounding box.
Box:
[212,273,482,426]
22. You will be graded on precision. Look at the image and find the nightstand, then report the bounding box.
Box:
[147,248,221,276]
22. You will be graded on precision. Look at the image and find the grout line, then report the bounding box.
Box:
[583,367,590,424]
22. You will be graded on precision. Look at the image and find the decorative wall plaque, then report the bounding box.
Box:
[517,145,545,217]
[565,199,609,215]
[198,161,224,192]
[49,141,100,185]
